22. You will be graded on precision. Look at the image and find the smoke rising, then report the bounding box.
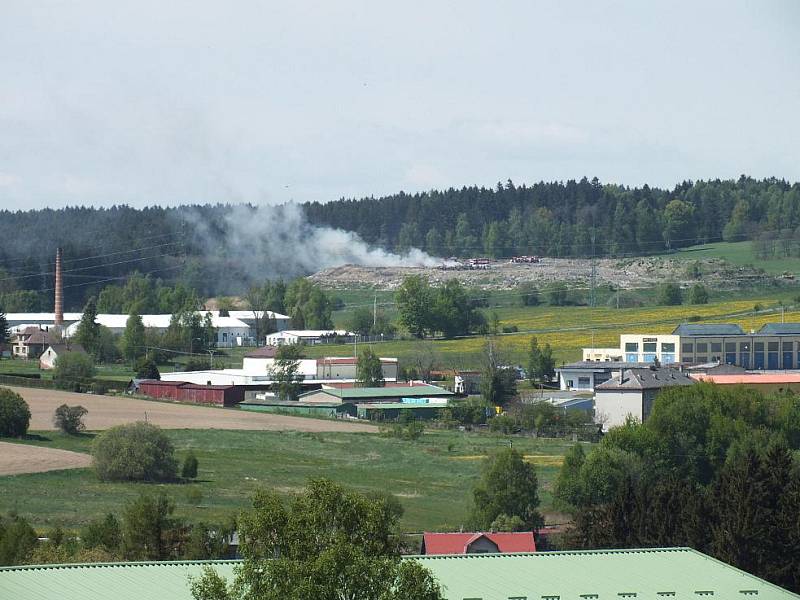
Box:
[184,203,441,284]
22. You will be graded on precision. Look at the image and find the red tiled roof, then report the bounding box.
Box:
[692,373,800,385]
[422,532,536,555]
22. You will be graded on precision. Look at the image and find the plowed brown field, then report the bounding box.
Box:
[7,386,375,432]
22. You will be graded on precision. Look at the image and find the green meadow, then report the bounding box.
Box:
[0,429,579,533]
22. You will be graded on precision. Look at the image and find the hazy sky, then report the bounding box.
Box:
[1,1,799,210]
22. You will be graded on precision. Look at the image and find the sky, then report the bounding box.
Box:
[1,0,799,210]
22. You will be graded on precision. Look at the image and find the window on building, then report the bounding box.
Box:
[754,342,764,352]
[643,342,657,353]
[696,356,708,364]
[725,352,737,365]
[625,353,638,363]
[625,342,639,352]
[755,352,765,369]
[768,352,779,370]
[643,353,657,363]
[696,343,707,353]
[768,341,779,352]
[661,354,675,364]
[577,377,591,388]
[682,343,694,354]
[566,379,574,388]
[711,342,722,353]
[725,342,737,352]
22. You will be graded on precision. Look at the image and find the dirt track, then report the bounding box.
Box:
[7,386,375,432]
[0,441,92,476]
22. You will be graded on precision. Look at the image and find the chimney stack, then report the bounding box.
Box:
[54,247,64,327]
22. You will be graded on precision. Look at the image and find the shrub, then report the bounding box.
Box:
[656,282,682,306]
[134,357,160,380]
[0,387,31,437]
[688,283,709,305]
[92,422,178,482]
[501,325,519,333]
[182,451,199,479]
[53,404,88,434]
[54,352,96,385]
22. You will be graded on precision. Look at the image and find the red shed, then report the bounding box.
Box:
[177,383,244,406]
[138,380,184,400]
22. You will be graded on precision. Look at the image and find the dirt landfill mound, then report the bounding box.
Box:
[309,256,770,291]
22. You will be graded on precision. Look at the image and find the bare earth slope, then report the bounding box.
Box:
[0,442,92,475]
[9,387,375,433]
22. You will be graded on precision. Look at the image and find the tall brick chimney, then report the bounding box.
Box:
[54,247,64,326]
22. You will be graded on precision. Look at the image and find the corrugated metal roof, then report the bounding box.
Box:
[1,549,797,600]
[0,560,238,600]
[672,323,745,336]
[415,549,800,598]
[422,532,535,554]
[301,384,453,400]
[692,373,800,385]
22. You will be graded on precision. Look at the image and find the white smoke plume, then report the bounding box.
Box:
[183,203,442,284]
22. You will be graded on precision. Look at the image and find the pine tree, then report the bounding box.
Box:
[121,312,146,364]
[75,297,101,357]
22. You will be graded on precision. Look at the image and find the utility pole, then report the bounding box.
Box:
[590,226,597,308]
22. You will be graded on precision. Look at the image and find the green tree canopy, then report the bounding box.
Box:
[469,448,543,531]
[190,479,443,600]
[356,346,384,387]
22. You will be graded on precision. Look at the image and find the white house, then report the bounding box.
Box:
[39,343,88,370]
[594,366,695,431]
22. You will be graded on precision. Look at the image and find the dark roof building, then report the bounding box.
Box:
[672,323,745,336]
[595,367,696,391]
[758,323,800,335]
[595,366,696,431]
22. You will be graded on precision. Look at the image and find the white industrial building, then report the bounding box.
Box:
[7,311,259,348]
[265,330,354,346]
[163,351,399,386]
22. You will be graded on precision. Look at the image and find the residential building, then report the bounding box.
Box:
[594,366,696,431]
[11,327,55,359]
[420,531,536,555]
[557,361,651,392]
[1,548,796,600]
[39,344,88,370]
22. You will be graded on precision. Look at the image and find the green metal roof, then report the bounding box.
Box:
[300,384,453,400]
[416,548,799,599]
[357,402,446,410]
[1,549,797,600]
[0,560,238,600]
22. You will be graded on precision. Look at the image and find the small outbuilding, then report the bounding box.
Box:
[39,343,88,370]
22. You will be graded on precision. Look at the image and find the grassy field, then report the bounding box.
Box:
[0,429,579,533]
[672,240,800,276]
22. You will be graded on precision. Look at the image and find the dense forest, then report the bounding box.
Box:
[307,176,800,257]
[0,176,798,309]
